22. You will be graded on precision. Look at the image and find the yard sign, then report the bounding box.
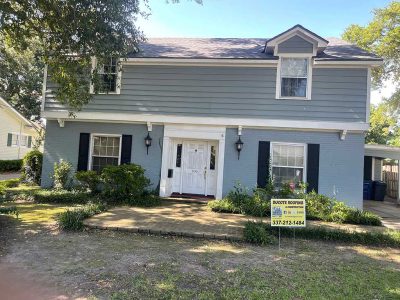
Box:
[271,199,306,227]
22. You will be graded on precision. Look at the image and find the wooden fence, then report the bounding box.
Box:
[382,164,398,198]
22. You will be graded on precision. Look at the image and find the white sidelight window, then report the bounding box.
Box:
[90,135,121,172]
[278,57,311,99]
[271,142,306,188]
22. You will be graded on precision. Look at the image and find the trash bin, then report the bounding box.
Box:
[363,180,373,200]
[373,181,387,201]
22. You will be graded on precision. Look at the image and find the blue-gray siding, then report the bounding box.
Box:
[42,121,364,208]
[223,128,364,208]
[41,120,163,189]
[45,66,368,122]
[277,35,314,54]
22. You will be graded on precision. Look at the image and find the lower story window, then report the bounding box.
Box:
[271,142,306,188]
[91,135,121,172]
[11,134,19,146]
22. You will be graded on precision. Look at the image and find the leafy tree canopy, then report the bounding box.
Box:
[0,35,43,119]
[342,1,400,112]
[0,0,146,112]
[366,103,400,146]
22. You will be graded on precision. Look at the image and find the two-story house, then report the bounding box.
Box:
[41,25,382,208]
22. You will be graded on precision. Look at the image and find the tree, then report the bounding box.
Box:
[0,0,146,112]
[366,103,399,145]
[342,1,400,112]
[0,35,44,119]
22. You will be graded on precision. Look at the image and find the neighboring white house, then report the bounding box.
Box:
[0,96,41,160]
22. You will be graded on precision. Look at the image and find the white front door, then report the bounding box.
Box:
[182,141,207,195]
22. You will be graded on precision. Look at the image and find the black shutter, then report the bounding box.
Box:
[364,156,372,181]
[257,141,270,188]
[77,133,90,171]
[307,144,320,193]
[120,135,132,165]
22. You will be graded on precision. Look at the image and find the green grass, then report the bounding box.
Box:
[244,221,400,248]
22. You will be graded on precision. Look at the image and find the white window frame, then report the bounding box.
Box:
[276,54,313,100]
[89,57,122,95]
[10,133,30,148]
[270,142,307,186]
[88,133,122,171]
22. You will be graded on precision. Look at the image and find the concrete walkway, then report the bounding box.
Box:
[84,202,258,240]
[85,202,395,241]
[364,200,400,230]
[0,172,20,181]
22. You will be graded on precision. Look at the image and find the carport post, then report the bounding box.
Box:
[398,160,400,205]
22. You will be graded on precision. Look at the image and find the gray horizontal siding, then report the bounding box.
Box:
[277,35,314,54]
[45,65,368,122]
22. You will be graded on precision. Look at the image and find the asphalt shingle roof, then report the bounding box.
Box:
[129,37,381,61]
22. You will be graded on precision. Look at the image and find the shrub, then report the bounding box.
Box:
[226,182,252,208]
[75,170,101,193]
[126,193,162,207]
[33,189,92,204]
[327,202,382,226]
[0,206,18,216]
[243,221,277,245]
[22,150,43,185]
[57,202,107,231]
[0,178,20,189]
[208,198,242,214]
[0,159,23,172]
[305,191,334,220]
[101,164,150,203]
[53,160,73,190]
[244,221,400,248]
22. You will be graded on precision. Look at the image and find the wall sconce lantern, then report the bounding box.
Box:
[145,122,152,155]
[235,136,244,160]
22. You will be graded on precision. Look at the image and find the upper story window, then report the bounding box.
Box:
[277,57,311,100]
[90,57,121,94]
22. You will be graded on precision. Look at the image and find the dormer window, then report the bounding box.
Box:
[276,56,312,100]
[90,57,122,94]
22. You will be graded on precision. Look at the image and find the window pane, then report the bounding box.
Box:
[272,144,305,168]
[281,78,307,97]
[92,156,119,173]
[210,145,216,170]
[272,167,304,188]
[281,58,307,77]
[176,144,182,168]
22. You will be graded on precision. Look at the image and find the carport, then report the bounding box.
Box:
[364,144,400,205]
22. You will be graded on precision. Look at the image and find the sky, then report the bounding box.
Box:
[137,0,394,104]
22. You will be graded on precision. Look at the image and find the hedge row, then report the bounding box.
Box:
[0,160,22,172]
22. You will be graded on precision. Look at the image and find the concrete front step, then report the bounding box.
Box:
[162,197,210,205]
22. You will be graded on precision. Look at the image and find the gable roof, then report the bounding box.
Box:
[128,37,382,62]
[266,24,329,45]
[0,96,37,129]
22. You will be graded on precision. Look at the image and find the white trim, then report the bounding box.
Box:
[276,56,313,100]
[160,124,226,199]
[123,58,278,67]
[267,27,328,49]
[0,96,34,127]
[43,111,369,132]
[270,142,307,186]
[41,65,48,112]
[340,130,347,141]
[371,157,375,181]
[88,133,122,171]
[313,60,383,67]
[366,68,371,123]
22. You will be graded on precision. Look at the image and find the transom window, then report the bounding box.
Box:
[279,58,309,98]
[271,142,306,188]
[91,135,121,172]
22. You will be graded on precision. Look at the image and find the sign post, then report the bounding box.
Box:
[271,199,306,250]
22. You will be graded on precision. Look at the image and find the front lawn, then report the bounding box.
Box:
[0,202,399,299]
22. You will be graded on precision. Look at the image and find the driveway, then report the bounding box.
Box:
[364,200,400,230]
[0,172,20,181]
